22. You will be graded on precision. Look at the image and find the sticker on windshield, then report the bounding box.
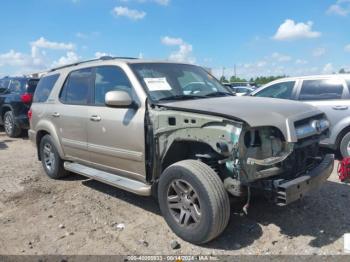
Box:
[144,78,172,91]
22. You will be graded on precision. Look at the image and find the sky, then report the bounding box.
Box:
[0,0,349,79]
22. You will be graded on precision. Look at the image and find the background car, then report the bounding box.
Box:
[231,86,254,96]
[251,74,350,158]
[0,76,39,137]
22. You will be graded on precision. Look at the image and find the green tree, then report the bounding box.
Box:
[220,76,228,83]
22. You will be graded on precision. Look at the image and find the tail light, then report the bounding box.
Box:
[20,93,33,104]
[27,108,32,121]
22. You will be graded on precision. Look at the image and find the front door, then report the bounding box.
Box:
[87,66,146,182]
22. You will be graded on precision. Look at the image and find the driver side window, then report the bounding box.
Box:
[255,81,295,99]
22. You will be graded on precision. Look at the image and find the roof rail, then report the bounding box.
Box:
[49,56,138,72]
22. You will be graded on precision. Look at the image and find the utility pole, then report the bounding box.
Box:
[234,64,237,78]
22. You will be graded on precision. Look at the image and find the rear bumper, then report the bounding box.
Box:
[15,115,29,129]
[274,154,334,206]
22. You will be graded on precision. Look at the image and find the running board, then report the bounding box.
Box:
[64,162,151,196]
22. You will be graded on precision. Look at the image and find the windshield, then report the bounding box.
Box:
[130,63,232,102]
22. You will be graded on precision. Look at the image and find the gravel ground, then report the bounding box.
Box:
[0,128,349,255]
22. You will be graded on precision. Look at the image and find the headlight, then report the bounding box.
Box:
[296,118,329,138]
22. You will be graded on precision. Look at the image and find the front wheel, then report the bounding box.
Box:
[158,160,230,244]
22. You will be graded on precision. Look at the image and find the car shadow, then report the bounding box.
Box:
[82,179,161,215]
[81,178,349,250]
[206,180,350,250]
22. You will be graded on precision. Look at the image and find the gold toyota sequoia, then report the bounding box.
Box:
[29,57,334,244]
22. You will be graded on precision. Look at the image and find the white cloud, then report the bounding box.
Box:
[271,52,292,62]
[327,0,350,16]
[161,36,195,63]
[112,6,146,20]
[344,44,350,52]
[161,36,184,46]
[295,59,308,65]
[52,52,80,67]
[312,47,326,57]
[31,37,74,50]
[327,4,349,16]
[273,19,321,41]
[322,63,334,74]
[94,52,114,58]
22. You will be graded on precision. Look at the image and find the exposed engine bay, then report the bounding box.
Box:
[147,105,330,203]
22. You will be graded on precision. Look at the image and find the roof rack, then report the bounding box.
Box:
[49,56,138,72]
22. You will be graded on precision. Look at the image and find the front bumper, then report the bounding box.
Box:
[274,154,334,206]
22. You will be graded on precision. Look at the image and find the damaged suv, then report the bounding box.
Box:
[29,57,334,244]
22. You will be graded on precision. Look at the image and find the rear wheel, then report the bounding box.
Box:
[39,135,68,179]
[340,131,350,158]
[4,111,21,138]
[158,160,230,244]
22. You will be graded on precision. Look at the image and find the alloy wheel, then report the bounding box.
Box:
[167,179,201,228]
[43,143,55,172]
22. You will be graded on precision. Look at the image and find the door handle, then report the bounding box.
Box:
[90,115,101,122]
[52,112,60,117]
[332,105,348,110]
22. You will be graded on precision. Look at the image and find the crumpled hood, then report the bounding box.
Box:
[158,96,324,142]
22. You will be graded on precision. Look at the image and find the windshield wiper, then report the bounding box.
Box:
[204,91,234,97]
[158,95,205,101]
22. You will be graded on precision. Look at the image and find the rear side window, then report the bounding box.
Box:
[346,79,350,93]
[33,74,60,103]
[254,81,295,99]
[94,66,132,105]
[60,68,92,105]
[26,79,39,94]
[299,79,343,101]
[9,79,26,93]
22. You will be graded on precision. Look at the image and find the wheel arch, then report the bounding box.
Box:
[35,120,65,160]
[161,140,222,175]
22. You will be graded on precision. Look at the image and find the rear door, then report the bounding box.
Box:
[87,65,146,182]
[296,77,349,145]
[53,68,93,162]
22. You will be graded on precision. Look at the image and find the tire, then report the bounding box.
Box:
[39,134,68,179]
[3,111,21,138]
[158,160,230,244]
[340,131,350,158]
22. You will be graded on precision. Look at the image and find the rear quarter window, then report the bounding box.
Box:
[33,74,60,103]
[347,79,350,93]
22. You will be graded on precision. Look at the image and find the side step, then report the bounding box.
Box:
[64,162,151,196]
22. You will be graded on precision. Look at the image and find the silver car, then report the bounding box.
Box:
[251,74,350,158]
[29,57,333,244]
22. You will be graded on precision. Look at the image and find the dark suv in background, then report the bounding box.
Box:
[0,77,39,137]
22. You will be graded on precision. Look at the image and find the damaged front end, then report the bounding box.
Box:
[149,105,333,206]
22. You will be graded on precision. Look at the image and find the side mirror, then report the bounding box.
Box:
[105,90,133,107]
